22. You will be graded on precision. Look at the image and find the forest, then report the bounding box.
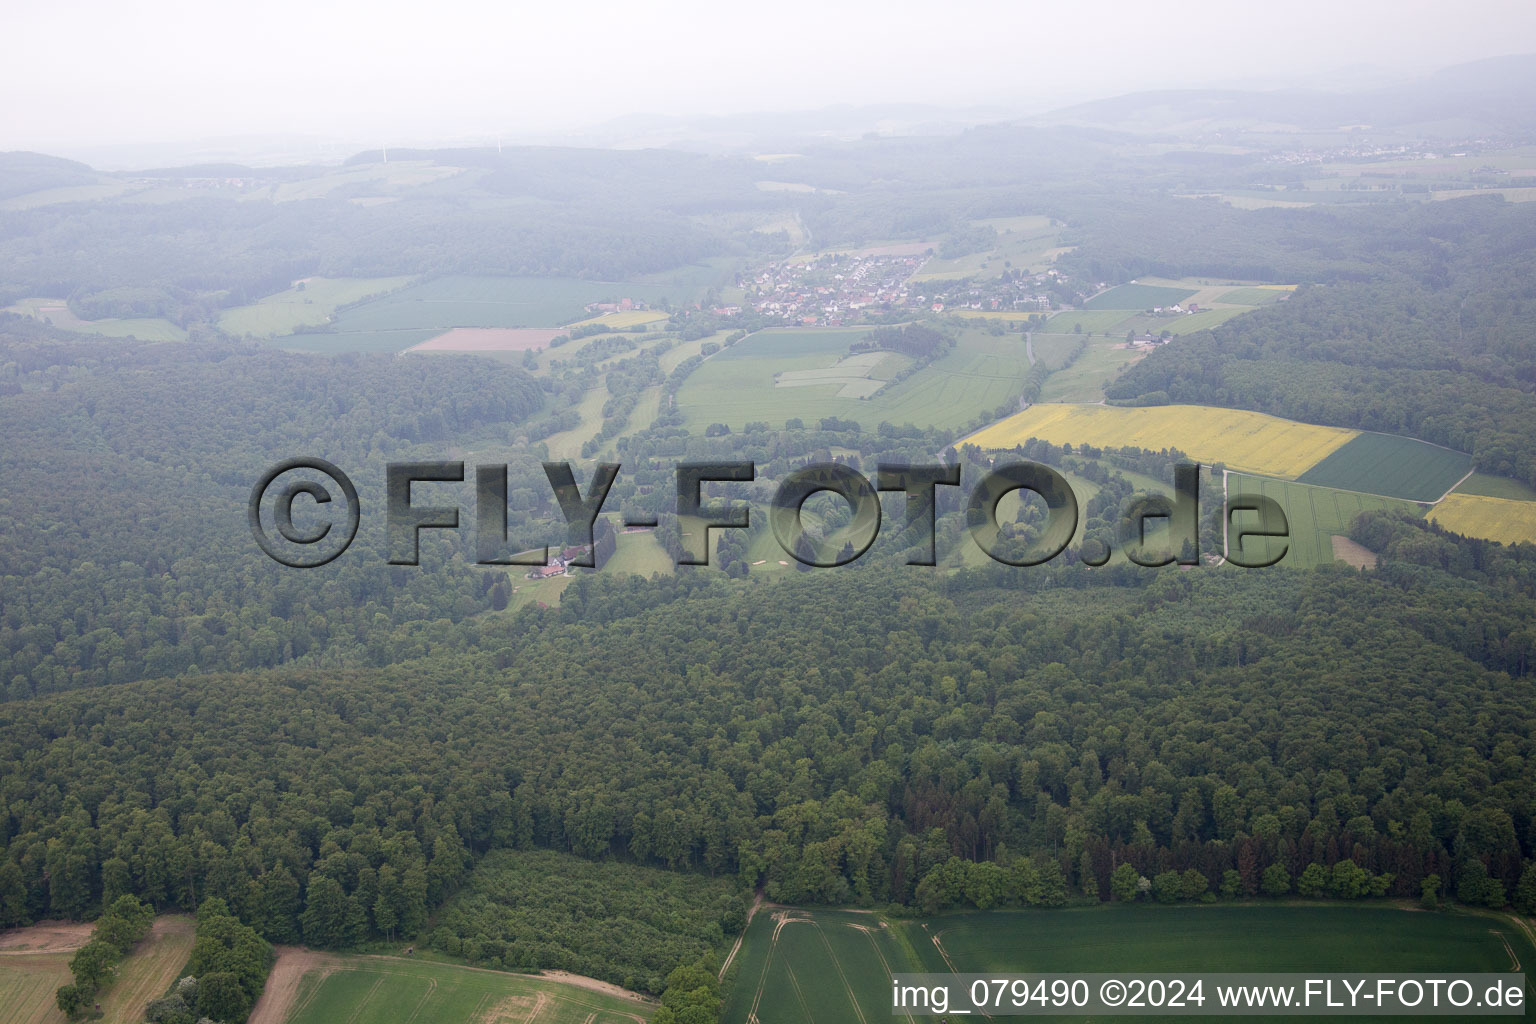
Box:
[5,98,1536,1024]
[1102,199,1536,485]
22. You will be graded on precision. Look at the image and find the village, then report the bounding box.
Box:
[734,250,1085,326]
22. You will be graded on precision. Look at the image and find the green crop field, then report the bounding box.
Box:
[283,955,651,1024]
[925,905,1531,976]
[1456,472,1536,502]
[1160,307,1251,334]
[1084,284,1197,310]
[676,327,1031,431]
[1045,310,1134,334]
[1295,432,1472,501]
[303,276,671,353]
[722,909,920,1024]
[1227,474,1419,568]
[217,276,411,336]
[722,905,1533,1024]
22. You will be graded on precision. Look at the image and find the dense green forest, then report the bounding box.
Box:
[0,322,554,697]
[1098,200,1536,484]
[5,101,1536,1024]
[2,540,1534,951]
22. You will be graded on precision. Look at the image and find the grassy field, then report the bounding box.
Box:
[909,216,1064,281]
[1456,472,1536,501]
[1216,286,1294,305]
[304,276,670,353]
[245,161,463,203]
[1227,474,1420,568]
[1085,284,1197,310]
[676,327,1032,431]
[3,297,187,341]
[0,182,136,211]
[282,955,651,1024]
[1296,433,1472,502]
[1045,310,1135,334]
[1029,333,1087,370]
[1153,307,1250,335]
[1429,494,1536,546]
[602,529,675,577]
[1036,336,1149,403]
[540,387,610,460]
[0,915,195,1024]
[722,905,1533,1024]
[217,276,411,336]
[967,404,1357,478]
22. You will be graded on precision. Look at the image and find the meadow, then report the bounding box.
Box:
[301,275,671,353]
[216,276,411,336]
[721,905,1533,1024]
[562,310,670,330]
[1296,432,1473,502]
[3,297,186,341]
[676,327,1033,431]
[1226,474,1419,568]
[279,955,651,1024]
[1035,335,1149,403]
[1429,494,1536,547]
[1084,283,1197,310]
[966,404,1357,478]
[908,215,1065,282]
[1116,307,1251,337]
[1045,310,1136,334]
[1456,472,1536,501]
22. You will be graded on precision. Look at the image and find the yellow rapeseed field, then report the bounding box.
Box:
[1428,494,1536,546]
[965,403,1357,477]
[563,310,670,329]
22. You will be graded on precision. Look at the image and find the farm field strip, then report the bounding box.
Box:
[1429,494,1536,547]
[678,328,1031,431]
[3,297,187,341]
[966,404,1357,478]
[1084,284,1197,310]
[406,327,567,352]
[277,952,651,1024]
[1227,474,1418,568]
[0,915,195,1024]
[722,905,1532,1024]
[217,276,412,336]
[1295,432,1473,502]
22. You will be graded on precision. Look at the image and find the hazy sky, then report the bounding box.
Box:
[5,0,1535,153]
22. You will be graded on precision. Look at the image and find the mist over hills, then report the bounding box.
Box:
[1032,53,1536,135]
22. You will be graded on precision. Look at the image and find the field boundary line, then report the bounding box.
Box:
[343,974,386,1024]
[812,921,870,1024]
[718,893,764,980]
[1431,467,1477,505]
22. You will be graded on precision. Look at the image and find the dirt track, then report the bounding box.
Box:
[0,921,93,955]
[246,947,341,1024]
